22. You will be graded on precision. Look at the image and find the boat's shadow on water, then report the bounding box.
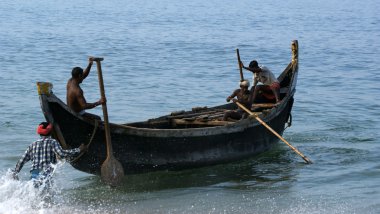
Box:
[78,145,302,193]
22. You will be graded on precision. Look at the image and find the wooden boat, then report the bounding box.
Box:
[37,40,299,176]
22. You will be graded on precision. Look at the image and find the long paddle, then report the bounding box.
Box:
[236,49,244,81]
[93,57,124,186]
[235,102,312,164]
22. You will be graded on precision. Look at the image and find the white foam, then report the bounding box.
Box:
[0,165,65,214]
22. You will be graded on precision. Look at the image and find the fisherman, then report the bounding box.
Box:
[12,122,87,187]
[223,80,251,121]
[66,57,105,120]
[240,60,281,104]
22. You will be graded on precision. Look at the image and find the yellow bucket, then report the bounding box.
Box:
[37,82,53,96]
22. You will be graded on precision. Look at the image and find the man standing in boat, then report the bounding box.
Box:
[223,79,251,121]
[12,122,87,187]
[67,57,105,120]
[240,60,281,104]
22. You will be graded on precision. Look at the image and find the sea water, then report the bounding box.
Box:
[0,0,379,213]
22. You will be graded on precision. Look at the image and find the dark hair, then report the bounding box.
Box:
[39,122,50,128]
[72,67,84,78]
[249,60,259,69]
[37,122,52,136]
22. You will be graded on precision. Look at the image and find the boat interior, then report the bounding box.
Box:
[125,62,294,129]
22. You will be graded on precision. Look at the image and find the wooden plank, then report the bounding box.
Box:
[168,109,226,119]
[199,112,225,120]
[252,103,275,108]
[172,119,234,126]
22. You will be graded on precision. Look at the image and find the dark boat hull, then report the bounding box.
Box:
[38,40,299,176]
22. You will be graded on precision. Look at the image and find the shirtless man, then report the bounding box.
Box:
[223,80,251,121]
[66,58,105,120]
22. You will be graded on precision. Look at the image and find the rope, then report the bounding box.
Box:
[70,120,99,163]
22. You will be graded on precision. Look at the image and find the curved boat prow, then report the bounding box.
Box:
[37,82,70,149]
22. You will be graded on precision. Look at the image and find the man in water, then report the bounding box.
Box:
[223,79,251,121]
[241,60,281,104]
[12,122,87,187]
[66,57,105,120]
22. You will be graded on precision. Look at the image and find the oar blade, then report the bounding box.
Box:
[303,156,313,164]
[101,157,124,187]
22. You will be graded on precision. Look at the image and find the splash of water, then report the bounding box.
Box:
[0,164,64,213]
[0,161,123,214]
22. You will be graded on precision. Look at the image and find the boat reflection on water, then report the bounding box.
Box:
[72,146,297,193]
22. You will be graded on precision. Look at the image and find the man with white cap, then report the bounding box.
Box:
[223,79,251,121]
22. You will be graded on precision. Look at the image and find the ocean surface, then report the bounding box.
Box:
[1,0,379,213]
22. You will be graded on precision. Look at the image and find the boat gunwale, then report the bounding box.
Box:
[40,40,298,138]
[42,70,296,138]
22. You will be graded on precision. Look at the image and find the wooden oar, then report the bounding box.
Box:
[235,102,312,164]
[93,57,124,186]
[236,49,244,81]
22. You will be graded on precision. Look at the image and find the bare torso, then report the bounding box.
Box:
[232,89,251,106]
[66,78,86,113]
